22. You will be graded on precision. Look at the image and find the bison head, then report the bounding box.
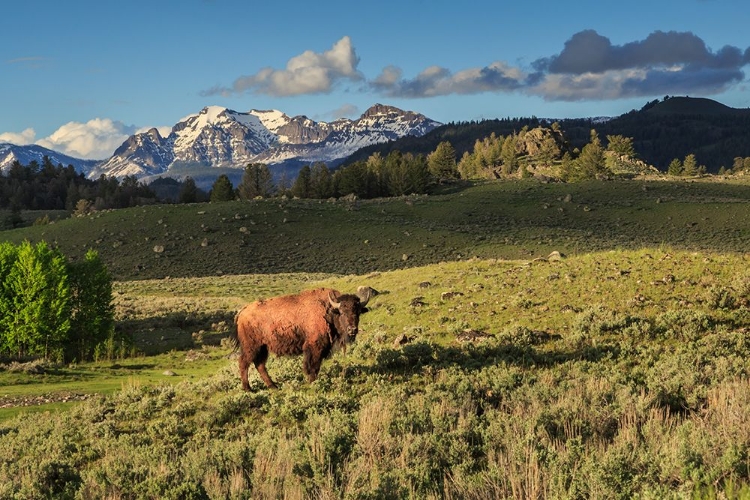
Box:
[327,287,372,350]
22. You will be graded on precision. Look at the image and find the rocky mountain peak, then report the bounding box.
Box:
[88,103,442,180]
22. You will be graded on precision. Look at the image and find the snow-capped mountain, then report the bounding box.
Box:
[0,143,99,175]
[89,104,441,180]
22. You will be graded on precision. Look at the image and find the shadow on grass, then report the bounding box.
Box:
[359,339,620,377]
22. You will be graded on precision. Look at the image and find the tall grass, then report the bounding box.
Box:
[0,248,749,498]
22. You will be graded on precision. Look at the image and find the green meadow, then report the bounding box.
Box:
[0,177,749,498]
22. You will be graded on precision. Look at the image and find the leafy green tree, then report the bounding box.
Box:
[667,158,683,176]
[427,141,458,181]
[210,174,235,202]
[0,242,19,354]
[291,165,312,198]
[3,242,70,359]
[238,163,274,199]
[179,176,199,203]
[68,249,114,362]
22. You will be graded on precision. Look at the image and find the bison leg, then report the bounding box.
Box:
[254,345,278,389]
[239,350,252,392]
[303,345,323,383]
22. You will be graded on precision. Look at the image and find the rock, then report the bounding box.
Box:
[547,251,564,261]
[410,296,426,307]
[153,245,164,253]
[441,291,464,300]
[456,329,494,342]
[201,238,209,247]
[162,370,176,376]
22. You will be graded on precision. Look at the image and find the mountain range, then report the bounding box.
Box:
[3,97,750,182]
[0,104,440,183]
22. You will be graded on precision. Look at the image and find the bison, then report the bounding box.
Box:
[234,287,372,390]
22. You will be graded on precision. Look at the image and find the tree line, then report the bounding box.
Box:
[4,120,748,222]
[202,144,460,202]
[0,157,159,223]
[0,242,120,362]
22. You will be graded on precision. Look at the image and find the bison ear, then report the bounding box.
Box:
[328,290,341,310]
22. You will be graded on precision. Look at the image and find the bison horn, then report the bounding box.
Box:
[357,286,374,306]
[328,290,341,309]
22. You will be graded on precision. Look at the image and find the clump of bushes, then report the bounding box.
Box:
[0,241,122,362]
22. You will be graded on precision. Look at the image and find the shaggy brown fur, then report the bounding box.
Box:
[234,287,370,390]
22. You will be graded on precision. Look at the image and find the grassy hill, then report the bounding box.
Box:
[0,178,749,498]
[2,178,749,281]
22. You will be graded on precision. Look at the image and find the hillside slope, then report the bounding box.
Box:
[342,97,750,173]
[2,179,749,280]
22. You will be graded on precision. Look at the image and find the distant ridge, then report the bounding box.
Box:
[646,96,748,116]
[0,143,99,175]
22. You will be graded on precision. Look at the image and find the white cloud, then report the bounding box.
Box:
[205,36,363,97]
[0,128,36,145]
[35,118,138,160]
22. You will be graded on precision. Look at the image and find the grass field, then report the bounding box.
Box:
[1,178,748,280]
[0,177,749,498]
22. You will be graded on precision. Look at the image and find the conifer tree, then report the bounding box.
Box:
[179,176,198,203]
[238,163,274,199]
[427,141,458,181]
[210,174,235,202]
[667,158,683,176]
[291,165,312,198]
[573,129,607,180]
[310,162,333,199]
[682,154,698,177]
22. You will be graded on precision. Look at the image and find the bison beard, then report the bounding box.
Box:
[234,287,371,390]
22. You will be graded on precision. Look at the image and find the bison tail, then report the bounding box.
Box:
[227,306,245,351]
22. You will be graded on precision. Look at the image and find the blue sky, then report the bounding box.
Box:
[2,0,749,159]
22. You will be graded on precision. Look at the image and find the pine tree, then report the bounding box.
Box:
[427,141,458,181]
[179,176,198,203]
[210,174,235,202]
[573,129,607,180]
[682,154,698,177]
[291,165,312,198]
[238,163,274,199]
[667,158,683,176]
[310,163,333,199]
